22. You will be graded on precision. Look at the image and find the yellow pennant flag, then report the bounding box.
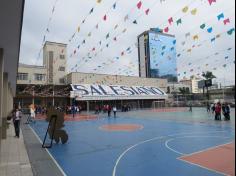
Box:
[97,0,102,3]
[193,35,199,40]
[182,6,188,13]
[191,8,197,15]
[77,26,80,33]
[88,32,92,37]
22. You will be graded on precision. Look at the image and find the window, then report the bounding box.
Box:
[60,55,65,59]
[59,66,65,71]
[17,73,28,80]
[49,51,54,60]
[59,78,65,84]
[34,74,46,81]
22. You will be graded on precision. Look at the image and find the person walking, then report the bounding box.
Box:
[223,103,231,121]
[189,103,193,112]
[113,106,117,118]
[207,103,211,112]
[13,108,22,138]
[215,102,222,121]
[30,105,36,123]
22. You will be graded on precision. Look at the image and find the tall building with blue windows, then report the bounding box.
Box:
[138,28,178,82]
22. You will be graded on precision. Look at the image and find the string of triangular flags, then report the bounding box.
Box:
[73,0,222,71]
[36,0,59,65]
[68,0,103,44]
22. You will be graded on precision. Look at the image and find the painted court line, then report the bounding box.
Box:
[28,125,67,176]
[112,136,165,176]
[165,135,232,155]
[113,131,232,176]
[177,142,235,176]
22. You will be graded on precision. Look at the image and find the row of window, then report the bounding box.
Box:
[17,73,46,81]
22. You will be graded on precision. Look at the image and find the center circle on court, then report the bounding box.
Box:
[100,124,143,132]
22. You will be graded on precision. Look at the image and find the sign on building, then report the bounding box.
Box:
[70,84,168,101]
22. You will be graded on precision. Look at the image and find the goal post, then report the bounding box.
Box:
[152,100,166,109]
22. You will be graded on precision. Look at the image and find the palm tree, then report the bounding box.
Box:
[202,71,216,101]
[202,71,216,80]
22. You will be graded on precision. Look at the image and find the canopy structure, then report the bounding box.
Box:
[70,84,168,101]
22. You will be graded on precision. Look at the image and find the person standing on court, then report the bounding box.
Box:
[30,105,36,123]
[113,106,117,118]
[13,107,22,138]
[189,103,193,112]
[215,102,222,121]
[107,105,112,117]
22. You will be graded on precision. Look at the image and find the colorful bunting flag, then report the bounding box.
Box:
[89,8,94,14]
[145,9,150,15]
[227,28,235,35]
[168,17,173,25]
[207,27,213,33]
[103,15,107,21]
[113,3,117,9]
[176,18,182,26]
[137,1,142,9]
[217,13,224,21]
[200,23,206,29]
[223,18,230,25]
[208,0,216,6]
[191,8,197,15]
[182,6,188,13]
[164,27,169,33]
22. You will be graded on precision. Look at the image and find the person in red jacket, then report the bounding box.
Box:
[215,102,222,121]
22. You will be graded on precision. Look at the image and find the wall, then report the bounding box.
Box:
[43,42,67,85]
[17,65,47,85]
[67,72,168,91]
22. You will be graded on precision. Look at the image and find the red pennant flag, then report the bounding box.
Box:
[103,15,107,21]
[145,9,150,15]
[168,17,173,25]
[113,37,117,41]
[92,47,96,51]
[121,52,124,56]
[208,0,216,5]
[137,1,142,9]
[164,27,169,33]
[223,18,230,25]
[74,49,76,54]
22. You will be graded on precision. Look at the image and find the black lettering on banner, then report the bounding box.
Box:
[90,85,103,95]
[136,87,149,95]
[109,86,125,95]
[130,87,139,95]
[73,85,89,95]
[140,87,157,95]
[120,86,135,95]
[98,85,114,96]
[151,87,165,95]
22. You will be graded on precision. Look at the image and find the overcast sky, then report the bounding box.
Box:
[20,0,235,85]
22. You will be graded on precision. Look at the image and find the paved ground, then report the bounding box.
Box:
[0,122,33,176]
[2,108,234,176]
[29,107,235,176]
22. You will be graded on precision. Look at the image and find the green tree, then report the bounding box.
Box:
[202,71,216,80]
[202,71,216,101]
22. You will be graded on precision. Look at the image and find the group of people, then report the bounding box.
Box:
[209,102,231,121]
[95,105,117,117]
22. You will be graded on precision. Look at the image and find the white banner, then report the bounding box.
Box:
[70,84,167,101]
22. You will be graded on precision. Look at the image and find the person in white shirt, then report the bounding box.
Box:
[13,108,21,138]
[113,106,117,118]
[30,107,36,123]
